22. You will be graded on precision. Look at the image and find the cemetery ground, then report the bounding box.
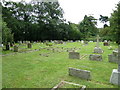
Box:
[1,42,119,88]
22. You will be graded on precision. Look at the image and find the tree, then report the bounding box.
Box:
[109,2,120,44]
[78,15,98,40]
[2,21,13,45]
[99,15,109,28]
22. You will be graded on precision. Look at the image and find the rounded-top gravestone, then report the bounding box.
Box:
[27,43,32,48]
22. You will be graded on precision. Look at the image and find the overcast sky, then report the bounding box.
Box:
[2,0,120,28]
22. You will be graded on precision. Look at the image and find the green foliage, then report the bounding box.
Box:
[2,21,13,45]
[99,15,109,28]
[78,15,98,40]
[109,2,120,44]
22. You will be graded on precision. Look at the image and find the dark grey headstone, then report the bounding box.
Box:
[69,67,91,80]
[27,43,32,48]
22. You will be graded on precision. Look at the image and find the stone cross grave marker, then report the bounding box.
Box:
[96,35,100,48]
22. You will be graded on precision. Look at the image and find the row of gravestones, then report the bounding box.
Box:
[4,43,32,52]
[68,49,119,86]
[68,35,119,86]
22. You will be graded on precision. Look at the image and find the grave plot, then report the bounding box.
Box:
[69,67,91,80]
[52,81,86,89]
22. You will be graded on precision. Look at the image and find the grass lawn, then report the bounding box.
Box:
[2,42,119,88]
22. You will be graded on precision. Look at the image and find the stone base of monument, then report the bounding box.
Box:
[69,52,80,59]
[89,54,102,61]
[93,47,103,53]
[69,67,91,80]
[110,69,120,86]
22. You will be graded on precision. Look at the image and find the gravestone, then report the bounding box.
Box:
[14,45,18,52]
[27,43,32,48]
[89,54,102,61]
[103,42,109,46]
[93,35,103,53]
[81,40,84,44]
[69,67,91,80]
[108,50,118,63]
[69,52,80,59]
[6,44,10,50]
[110,45,120,86]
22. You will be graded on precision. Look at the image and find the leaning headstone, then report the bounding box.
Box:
[93,35,103,53]
[89,54,102,61]
[108,50,118,63]
[69,67,91,80]
[69,52,80,59]
[14,45,18,52]
[27,43,32,48]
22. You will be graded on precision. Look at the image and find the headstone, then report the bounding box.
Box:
[94,47,103,53]
[27,43,32,48]
[89,54,102,61]
[69,67,91,80]
[103,42,109,46]
[81,40,84,44]
[6,44,10,50]
[93,35,103,53]
[14,45,18,52]
[108,50,118,63]
[110,69,120,85]
[69,52,80,59]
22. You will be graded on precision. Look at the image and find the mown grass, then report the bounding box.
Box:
[2,42,119,88]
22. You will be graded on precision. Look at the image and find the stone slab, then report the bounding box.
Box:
[69,67,91,80]
[94,47,103,54]
[69,52,80,59]
[110,69,120,86]
[89,54,102,61]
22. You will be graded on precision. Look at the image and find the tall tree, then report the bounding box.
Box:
[109,2,120,44]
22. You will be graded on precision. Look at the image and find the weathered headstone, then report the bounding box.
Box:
[108,50,118,63]
[93,35,103,53]
[89,54,102,61]
[14,45,18,52]
[69,52,80,59]
[69,67,91,80]
[27,43,32,48]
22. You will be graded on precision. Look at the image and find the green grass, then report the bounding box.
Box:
[2,42,119,88]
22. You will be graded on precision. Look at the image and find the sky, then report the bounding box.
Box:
[2,0,120,28]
